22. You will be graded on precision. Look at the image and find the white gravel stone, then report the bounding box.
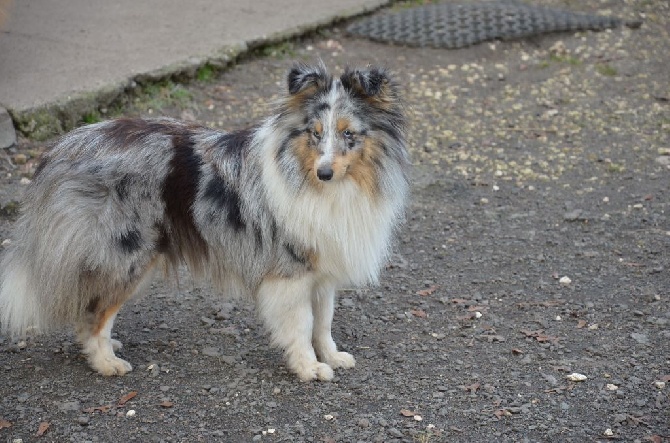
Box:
[566,373,587,382]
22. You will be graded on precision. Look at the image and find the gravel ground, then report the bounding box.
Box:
[1,1,668,441]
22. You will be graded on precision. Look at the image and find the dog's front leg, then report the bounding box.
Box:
[312,281,356,370]
[257,274,334,381]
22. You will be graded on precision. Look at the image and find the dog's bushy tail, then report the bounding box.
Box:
[0,162,103,336]
[0,242,44,336]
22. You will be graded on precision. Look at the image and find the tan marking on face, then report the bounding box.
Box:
[292,133,323,188]
[313,121,323,136]
[336,118,350,133]
[332,137,382,198]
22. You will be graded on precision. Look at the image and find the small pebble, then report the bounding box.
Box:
[566,373,587,382]
[654,381,666,389]
[603,428,614,437]
[126,410,136,417]
[606,384,618,391]
[559,276,572,285]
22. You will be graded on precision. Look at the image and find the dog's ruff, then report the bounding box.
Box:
[0,63,410,381]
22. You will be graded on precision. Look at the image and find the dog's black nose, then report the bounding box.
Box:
[317,166,333,181]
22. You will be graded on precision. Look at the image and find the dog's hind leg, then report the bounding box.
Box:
[77,302,132,376]
[76,257,160,376]
[257,274,334,382]
[312,281,356,370]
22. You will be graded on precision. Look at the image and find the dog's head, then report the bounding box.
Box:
[278,63,407,194]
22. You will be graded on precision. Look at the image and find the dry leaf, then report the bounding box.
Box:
[82,405,112,414]
[416,285,439,296]
[521,329,543,337]
[36,421,50,436]
[118,391,137,406]
[511,348,524,355]
[159,401,174,408]
[521,329,559,344]
[410,309,427,318]
[494,409,511,419]
[462,383,480,394]
[400,409,417,417]
[645,435,662,443]
[0,419,12,429]
[660,375,670,382]
[535,334,559,343]
[577,320,587,329]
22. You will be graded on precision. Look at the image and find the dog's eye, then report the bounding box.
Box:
[311,129,322,139]
[342,129,353,138]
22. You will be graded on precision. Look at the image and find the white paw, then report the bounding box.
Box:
[110,339,123,351]
[90,354,133,376]
[322,351,356,370]
[291,360,334,382]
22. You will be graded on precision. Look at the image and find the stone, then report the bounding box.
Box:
[0,107,17,149]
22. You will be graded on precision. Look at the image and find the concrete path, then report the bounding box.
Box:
[0,0,387,140]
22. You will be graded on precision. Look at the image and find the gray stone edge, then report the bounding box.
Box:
[3,2,389,141]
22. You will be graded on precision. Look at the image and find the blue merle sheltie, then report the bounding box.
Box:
[0,63,409,381]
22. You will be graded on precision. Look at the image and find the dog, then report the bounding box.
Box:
[0,63,410,381]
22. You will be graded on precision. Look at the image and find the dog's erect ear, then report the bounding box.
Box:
[287,63,329,95]
[340,67,396,104]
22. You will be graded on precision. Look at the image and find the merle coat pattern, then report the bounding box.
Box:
[0,63,410,381]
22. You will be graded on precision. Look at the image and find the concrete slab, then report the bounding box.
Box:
[0,107,16,148]
[0,0,388,139]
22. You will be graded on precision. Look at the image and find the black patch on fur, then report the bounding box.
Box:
[369,120,403,144]
[155,223,170,253]
[115,174,132,201]
[88,164,103,174]
[253,224,263,251]
[86,297,100,313]
[162,130,209,258]
[214,128,253,179]
[33,156,50,179]
[101,118,176,148]
[341,68,389,97]
[118,229,143,253]
[284,242,307,265]
[270,219,278,244]
[315,102,331,113]
[276,128,304,162]
[204,175,245,232]
[287,63,333,95]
